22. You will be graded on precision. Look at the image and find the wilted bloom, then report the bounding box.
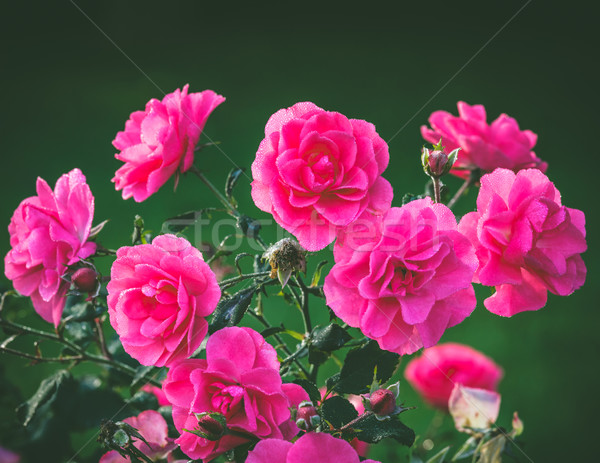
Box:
[107,234,221,367]
[324,198,477,356]
[113,85,225,202]
[162,327,299,461]
[459,168,587,316]
[448,384,501,433]
[263,238,307,287]
[99,410,177,463]
[251,102,392,251]
[421,102,547,179]
[246,433,381,463]
[4,169,96,326]
[404,343,503,409]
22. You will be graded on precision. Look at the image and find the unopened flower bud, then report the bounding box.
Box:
[72,267,98,293]
[295,401,320,431]
[421,140,459,179]
[263,238,307,287]
[188,412,227,441]
[511,412,524,437]
[370,388,397,416]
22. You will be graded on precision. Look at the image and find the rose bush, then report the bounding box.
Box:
[324,197,477,355]
[458,168,587,316]
[4,168,96,326]
[107,234,221,366]
[113,85,225,202]
[404,342,503,409]
[421,101,547,179]
[251,101,392,251]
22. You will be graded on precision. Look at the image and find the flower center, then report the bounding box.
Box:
[388,265,414,295]
[210,383,245,415]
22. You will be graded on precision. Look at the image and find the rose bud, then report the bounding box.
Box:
[189,412,227,441]
[295,401,320,431]
[421,143,459,179]
[71,267,98,293]
[369,389,397,417]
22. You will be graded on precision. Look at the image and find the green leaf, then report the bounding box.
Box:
[260,326,285,339]
[310,323,352,352]
[293,379,322,406]
[209,287,257,333]
[89,219,109,239]
[17,370,72,426]
[334,341,400,394]
[64,320,94,348]
[225,168,245,201]
[402,193,425,205]
[426,446,450,463]
[310,260,328,287]
[320,396,358,428]
[129,365,155,394]
[452,436,478,460]
[348,413,415,446]
[132,215,144,245]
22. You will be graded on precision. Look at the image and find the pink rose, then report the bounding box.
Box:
[99,410,177,463]
[324,198,477,356]
[4,168,96,327]
[404,343,503,409]
[162,327,297,461]
[107,234,221,367]
[458,168,587,316]
[251,102,393,251]
[112,85,225,202]
[421,101,547,179]
[246,433,380,463]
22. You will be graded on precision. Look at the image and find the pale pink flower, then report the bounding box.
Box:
[0,447,20,463]
[324,198,477,356]
[107,234,221,367]
[458,168,587,316]
[448,385,501,433]
[246,433,380,463]
[112,85,225,202]
[162,327,298,461]
[4,169,96,326]
[421,101,547,179]
[404,343,503,409]
[99,410,177,463]
[251,102,392,251]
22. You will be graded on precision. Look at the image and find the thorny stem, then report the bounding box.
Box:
[95,317,112,360]
[0,312,161,387]
[189,165,239,217]
[447,169,480,209]
[432,177,442,203]
[249,311,311,379]
[219,271,271,290]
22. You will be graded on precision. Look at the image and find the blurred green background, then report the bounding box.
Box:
[0,1,597,461]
